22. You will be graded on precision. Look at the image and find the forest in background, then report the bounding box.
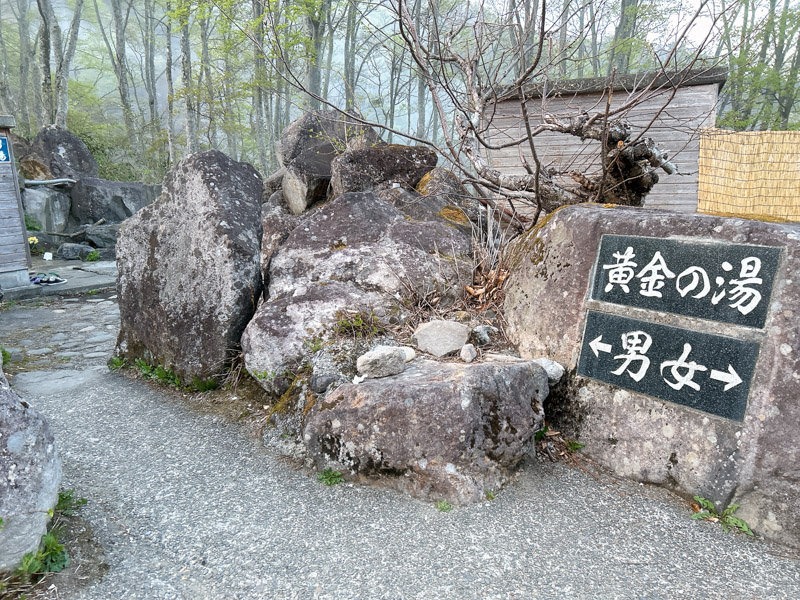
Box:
[0,0,798,185]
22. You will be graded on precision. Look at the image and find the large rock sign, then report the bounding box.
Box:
[0,360,62,573]
[504,204,800,548]
[115,151,263,381]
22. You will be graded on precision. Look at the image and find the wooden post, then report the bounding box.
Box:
[0,115,33,290]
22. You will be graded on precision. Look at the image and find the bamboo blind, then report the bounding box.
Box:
[698,128,800,222]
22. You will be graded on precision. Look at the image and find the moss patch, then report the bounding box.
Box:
[438,205,470,225]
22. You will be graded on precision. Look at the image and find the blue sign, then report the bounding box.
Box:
[0,136,9,162]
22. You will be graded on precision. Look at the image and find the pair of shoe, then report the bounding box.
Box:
[30,272,67,286]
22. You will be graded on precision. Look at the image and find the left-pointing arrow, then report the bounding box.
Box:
[709,364,743,391]
[589,335,613,357]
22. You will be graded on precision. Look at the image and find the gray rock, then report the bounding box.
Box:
[115,150,263,381]
[83,223,121,248]
[276,111,380,215]
[56,242,95,260]
[376,187,473,237]
[331,144,437,198]
[414,320,471,357]
[416,166,482,223]
[263,168,285,200]
[26,348,53,356]
[260,195,299,289]
[303,358,548,504]
[243,192,473,393]
[268,192,471,302]
[0,362,62,573]
[532,358,565,385]
[21,188,71,233]
[472,324,500,346]
[242,283,385,395]
[504,203,800,549]
[27,128,98,179]
[356,347,407,378]
[70,177,160,225]
[460,343,477,363]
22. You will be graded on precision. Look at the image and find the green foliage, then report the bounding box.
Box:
[191,377,219,392]
[134,358,182,388]
[565,439,585,453]
[303,337,326,353]
[24,214,42,232]
[435,501,453,513]
[317,467,344,486]
[253,369,279,382]
[535,425,549,442]
[692,496,754,536]
[108,357,126,372]
[1,346,11,364]
[55,489,87,517]
[485,490,496,501]
[333,309,386,340]
[84,250,100,262]
[86,289,100,296]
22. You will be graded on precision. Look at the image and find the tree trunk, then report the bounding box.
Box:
[252,0,268,171]
[13,0,33,134]
[180,3,197,154]
[36,18,53,125]
[0,19,15,115]
[165,0,176,164]
[55,0,84,129]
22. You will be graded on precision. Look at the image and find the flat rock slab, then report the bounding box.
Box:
[504,204,800,549]
[414,320,471,357]
[304,358,548,504]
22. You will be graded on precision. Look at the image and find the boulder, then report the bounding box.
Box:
[56,242,95,261]
[376,187,474,237]
[331,144,437,198]
[242,282,387,395]
[115,150,263,381]
[263,168,285,201]
[83,223,121,248]
[0,358,62,573]
[504,204,800,549]
[259,198,298,291]
[417,167,482,222]
[303,358,548,503]
[276,111,380,215]
[21,187,71,233]
[414,320,471,357]
[356,347,407,378]
[19,155,54,181]
[267,192,471,300]
[70,177,160,225]
[242,192,473,394]
[27,128,98,179]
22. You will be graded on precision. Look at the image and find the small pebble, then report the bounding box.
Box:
[460,344,477,363]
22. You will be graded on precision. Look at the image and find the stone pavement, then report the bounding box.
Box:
[1,296,799,599]
[3,258,116,302]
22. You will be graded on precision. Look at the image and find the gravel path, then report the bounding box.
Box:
[2,298,800,599]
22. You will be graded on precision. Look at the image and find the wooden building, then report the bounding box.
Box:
[484,68,727,213]
[0,115,32,290]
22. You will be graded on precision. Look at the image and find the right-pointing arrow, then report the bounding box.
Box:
[589,335,613,357]
[710,365,743,391]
